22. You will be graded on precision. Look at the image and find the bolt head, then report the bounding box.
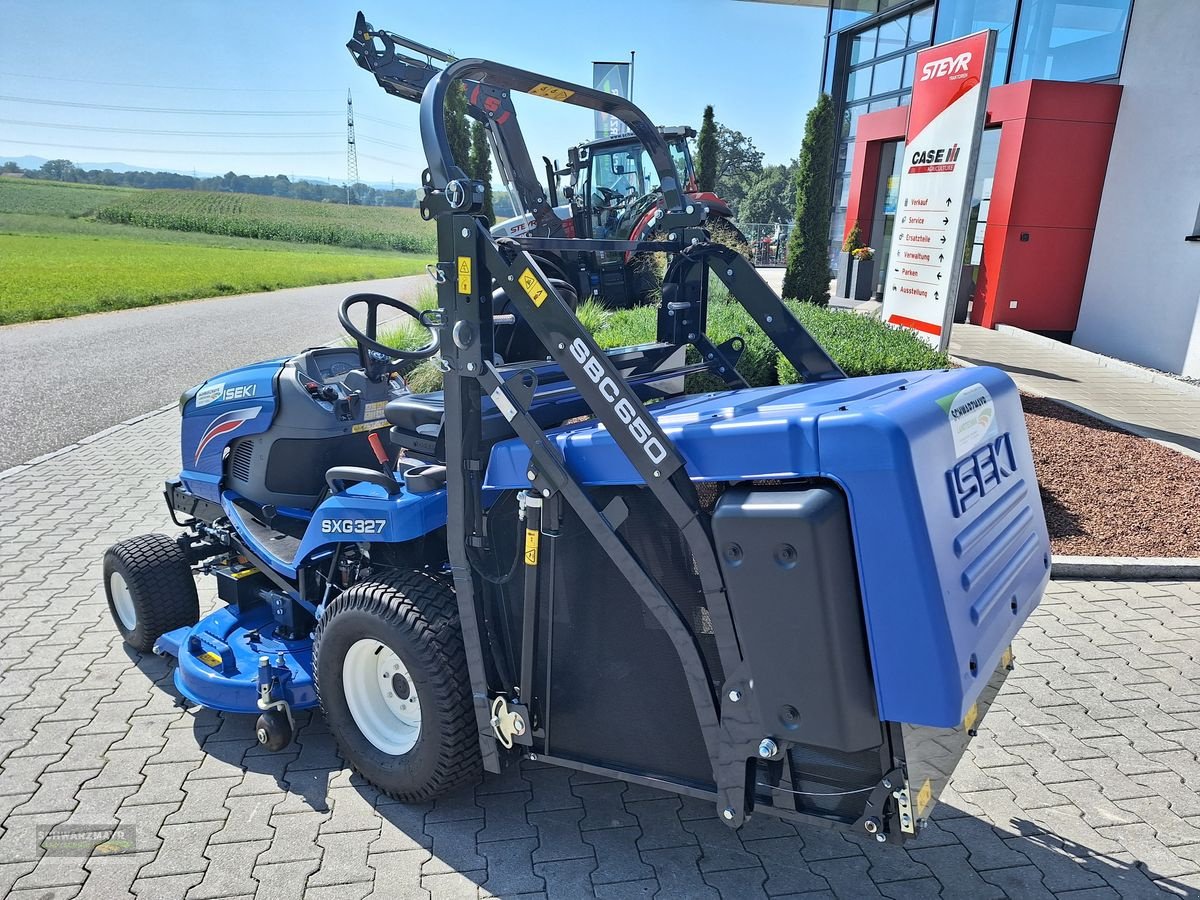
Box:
[686,205,694,214]
[669,233,678,241]
[864,817,879,834]
[542,489,550,497]
[526,470,536,481]
[256,728,268,744]
[726,268,735,277]
[722,807,735,821]
[727,689,742,702]
[882,778,892,789]
[758,738,778,759]
[461,227,470,238]
[875,833,887,843]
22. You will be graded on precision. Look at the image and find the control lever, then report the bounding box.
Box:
[367,431,392,479]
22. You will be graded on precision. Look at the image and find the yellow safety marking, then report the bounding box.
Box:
[963,702,979,733]
[518,268,548,306]
[916,779,933,816]
[351,419,389,433]
[1001,645,1013,669]
[524,528,539,566]
[529,83,574,102]
[198,651,223,668]
[229,567,259,580]
[457,255,472,294]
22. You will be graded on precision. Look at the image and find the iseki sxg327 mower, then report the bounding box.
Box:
[103,12,1051,845]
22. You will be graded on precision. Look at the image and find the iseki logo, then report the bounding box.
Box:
[921,51,972,82]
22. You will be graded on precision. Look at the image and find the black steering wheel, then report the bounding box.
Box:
[594,186,624,208]
[338,293,439,375]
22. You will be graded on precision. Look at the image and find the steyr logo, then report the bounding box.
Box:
[947,432,1018,517]
[921,52,972,81]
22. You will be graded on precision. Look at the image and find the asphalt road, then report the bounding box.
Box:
[0,275,429,470]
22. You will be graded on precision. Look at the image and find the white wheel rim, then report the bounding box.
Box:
[342,639,422,755]
[109,572,137,631]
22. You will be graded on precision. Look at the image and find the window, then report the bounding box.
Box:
[1010,0,1132,83]
[832,0,877,33]
[933,0,1018,86]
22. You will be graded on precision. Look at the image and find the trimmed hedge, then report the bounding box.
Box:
[781,301,949,382]
[376,293,948,394]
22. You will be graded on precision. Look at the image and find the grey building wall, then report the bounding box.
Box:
[1074,1,1200,377]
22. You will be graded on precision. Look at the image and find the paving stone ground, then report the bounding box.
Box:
[3,410,1200,898]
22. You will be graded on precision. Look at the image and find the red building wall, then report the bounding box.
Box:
[844,80,1122,333]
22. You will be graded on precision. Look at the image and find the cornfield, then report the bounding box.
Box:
[94,190,436,254]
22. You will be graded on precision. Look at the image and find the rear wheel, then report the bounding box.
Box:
[314,570,481,801]
[102,534,200,653]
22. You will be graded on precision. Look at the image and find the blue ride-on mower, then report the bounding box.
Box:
[102,13,1051,843]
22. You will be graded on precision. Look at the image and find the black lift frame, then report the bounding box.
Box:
[347,13,941,842]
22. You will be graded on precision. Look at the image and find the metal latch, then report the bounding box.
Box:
[490,696,526,749]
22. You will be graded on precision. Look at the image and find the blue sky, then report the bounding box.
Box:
[0,0,826,185]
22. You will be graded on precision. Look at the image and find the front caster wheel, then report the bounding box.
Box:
[255,708,293,752]
[313,570,481,801]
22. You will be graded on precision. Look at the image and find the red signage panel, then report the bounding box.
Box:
[881,30,996,350]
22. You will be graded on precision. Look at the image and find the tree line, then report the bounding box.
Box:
[694,95,836,304]
[1,158,422,207]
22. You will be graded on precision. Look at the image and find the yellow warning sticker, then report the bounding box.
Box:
[916,779,933,816]
[529,83,574,102]
[524,528,539,566]
[457,255,472,294]
[198,651,222,668]
[229,567,259,580]
[963,702,979,733]
[518,268,548,306]
[351,419,389,433]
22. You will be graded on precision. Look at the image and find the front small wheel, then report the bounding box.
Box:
[314,570,481,801]
[103,534,200,652]
[256,709,293,752]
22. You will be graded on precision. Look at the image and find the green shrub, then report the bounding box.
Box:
[777,301,949,382]
[594,305,657,349]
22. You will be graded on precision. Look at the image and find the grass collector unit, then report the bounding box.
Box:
[102,12,1051,845]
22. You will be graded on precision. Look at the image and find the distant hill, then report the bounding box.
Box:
[0,156,419,191]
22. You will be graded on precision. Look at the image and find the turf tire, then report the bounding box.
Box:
[314,569,481,801]
[103,533,200,653]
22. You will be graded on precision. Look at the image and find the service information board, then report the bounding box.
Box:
[881,30,996,350]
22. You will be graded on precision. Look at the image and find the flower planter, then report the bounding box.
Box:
[835,251,854,298]
[850,258,875,301]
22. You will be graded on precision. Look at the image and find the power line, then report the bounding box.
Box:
[0,138,340,157]
[359,135,417,152]
[0,118,341,138]
[0,70,343,94]
[0,95,339,117]
[356,113,416,131]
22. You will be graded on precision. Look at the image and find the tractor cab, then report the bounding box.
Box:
[564,126,696,240]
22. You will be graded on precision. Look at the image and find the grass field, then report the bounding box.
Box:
[0,179,433,325]
[93,187,435,254]
[0,179,136,217]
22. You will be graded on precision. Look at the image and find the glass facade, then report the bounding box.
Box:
[820,0,1134,271]
[824,2,935,269]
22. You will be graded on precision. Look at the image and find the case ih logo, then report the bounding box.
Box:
[921,52,972,81]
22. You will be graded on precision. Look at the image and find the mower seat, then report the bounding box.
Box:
[384,389,591,461]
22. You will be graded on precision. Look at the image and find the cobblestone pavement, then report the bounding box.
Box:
[4,411,1200,899]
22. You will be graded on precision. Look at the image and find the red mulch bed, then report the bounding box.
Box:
[1023,395,1200,557]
